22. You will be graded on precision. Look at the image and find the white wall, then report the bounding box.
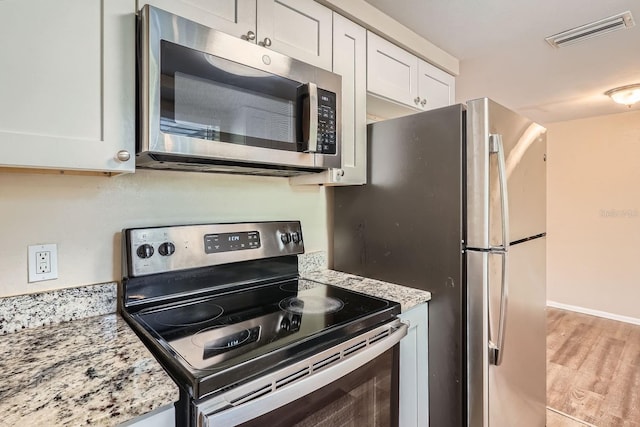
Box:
[0,170,327,297]
[547,110,640,320]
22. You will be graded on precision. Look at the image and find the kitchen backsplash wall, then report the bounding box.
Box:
[0,170,328,298]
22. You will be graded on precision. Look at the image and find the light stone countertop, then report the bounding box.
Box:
[0,254,428,426]
[0,313,178,427]
[304,269,431,312]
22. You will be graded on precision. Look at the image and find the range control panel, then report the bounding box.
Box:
[204,231,261,253]
[125,221,304,277]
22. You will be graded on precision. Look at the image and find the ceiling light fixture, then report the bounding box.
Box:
[605,84,640,107]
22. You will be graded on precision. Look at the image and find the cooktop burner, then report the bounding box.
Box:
[279,295,344,314]
[147,302,224,327]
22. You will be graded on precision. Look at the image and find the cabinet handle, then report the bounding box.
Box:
[420,98,427,107]
[241,30,256,41]
[259,37,272,47]
[115,150,131,162]
[414,96,421,105]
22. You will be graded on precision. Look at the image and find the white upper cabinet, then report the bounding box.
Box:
[290,13,367,186]
[418,59,456,111]
[141,0,332,70]
[367,32,419,108]
[367,31,455,113]
[140,0,256,39]
[0,0,135,173]
[257,0,332,71]
[332,14,367,184]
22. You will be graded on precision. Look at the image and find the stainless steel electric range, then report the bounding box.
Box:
[120,221,407,427]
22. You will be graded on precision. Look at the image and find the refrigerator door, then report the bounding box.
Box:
[467,237,547,427]
[466,98,547,249]
[333,105,465,427]
[489,237,547,427]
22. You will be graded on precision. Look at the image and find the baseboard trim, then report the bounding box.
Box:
[546,300,640,326]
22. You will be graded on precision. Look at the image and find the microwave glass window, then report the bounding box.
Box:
[160,41,301,151]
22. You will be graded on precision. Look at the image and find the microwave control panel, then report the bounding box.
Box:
[317,89,337,155]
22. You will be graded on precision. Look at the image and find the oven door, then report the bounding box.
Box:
[138,5,342,172]
[197,320,407,427]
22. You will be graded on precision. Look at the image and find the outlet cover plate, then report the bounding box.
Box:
[28,244,58,282]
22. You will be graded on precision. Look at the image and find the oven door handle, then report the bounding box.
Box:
[198,320,408,427]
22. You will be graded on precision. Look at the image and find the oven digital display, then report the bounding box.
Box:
[204,231,261,253]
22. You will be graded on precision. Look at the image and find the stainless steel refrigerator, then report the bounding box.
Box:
[332,98,547,426]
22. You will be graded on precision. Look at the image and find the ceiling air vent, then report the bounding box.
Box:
[545,11,635,48]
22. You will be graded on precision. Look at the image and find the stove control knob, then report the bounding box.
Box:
[290,315,301,329]
[291,231,302,244]
[280,232,291,244]
[158,242,176,256]
[136,244,154,259]
[280,317,291,331]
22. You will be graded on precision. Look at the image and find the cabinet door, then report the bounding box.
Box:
[257,0,332,71]
[139,0,256,39]
[122,404,175,427]
[289,13,366,187]
[367,32,419,108]
[0,0,134,173]
[417,59,456,111]
[399,303,429,427]
[332,14,367,184]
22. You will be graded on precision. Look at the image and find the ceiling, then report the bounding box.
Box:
[364,0,640,124]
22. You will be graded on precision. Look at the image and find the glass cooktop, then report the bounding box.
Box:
[132,279,399,375]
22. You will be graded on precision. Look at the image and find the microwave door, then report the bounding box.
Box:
[138,5,342,175]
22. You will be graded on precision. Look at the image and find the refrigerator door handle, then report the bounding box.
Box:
[489,251,509,366]
[489,134,510,252]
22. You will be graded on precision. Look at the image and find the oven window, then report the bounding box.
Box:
[237,347,399,427]
[159,41,302,151]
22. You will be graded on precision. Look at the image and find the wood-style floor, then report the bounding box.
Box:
[546,307,640,427]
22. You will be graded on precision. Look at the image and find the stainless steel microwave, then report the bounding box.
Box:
[137,5,342,177]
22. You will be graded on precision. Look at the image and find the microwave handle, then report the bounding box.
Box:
[303,83,319,153]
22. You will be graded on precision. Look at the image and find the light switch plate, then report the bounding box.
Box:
[28,244,58,282]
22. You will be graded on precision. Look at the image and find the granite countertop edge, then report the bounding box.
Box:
[304,269,432,312]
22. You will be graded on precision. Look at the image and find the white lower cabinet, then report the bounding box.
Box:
[0,0,135,174]
[119,404,175,427]
[399,303,429,427]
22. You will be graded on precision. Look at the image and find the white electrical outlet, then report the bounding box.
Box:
[28,244,58,282]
